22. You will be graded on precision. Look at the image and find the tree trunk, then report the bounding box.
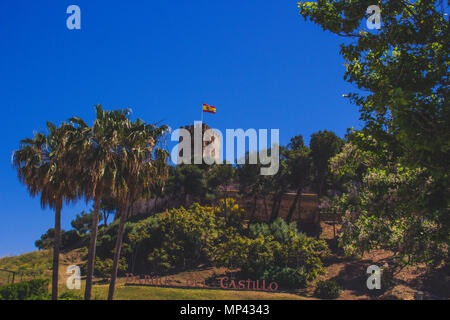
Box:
[263,196,269,220]
[247,195,257,229]
[269,194,282,222]
[103,211,109,227]
[107,203,129,300]
[286,187,302,223]
[51,199,62,300]
[131,243,139,274]
[84,197,101,300]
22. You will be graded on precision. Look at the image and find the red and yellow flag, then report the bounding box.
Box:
[202,103,216,114]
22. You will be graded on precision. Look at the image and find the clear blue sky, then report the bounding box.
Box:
[0,0,362,257]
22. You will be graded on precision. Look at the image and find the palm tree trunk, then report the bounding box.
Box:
[107,203,129,300]
[84,197,101,300]
[51,199,62,300]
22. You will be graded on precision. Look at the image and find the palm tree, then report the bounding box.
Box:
[71,105,130,300]
[107,117,169,300]
[13,121,81,300]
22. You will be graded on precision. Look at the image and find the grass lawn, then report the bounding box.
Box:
[58,282,312,300]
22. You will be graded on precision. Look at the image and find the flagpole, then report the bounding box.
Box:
[201,104,204,124]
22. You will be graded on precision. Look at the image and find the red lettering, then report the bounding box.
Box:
[219,277,229,289]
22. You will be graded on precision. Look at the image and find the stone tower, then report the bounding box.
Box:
[177,122,221,165]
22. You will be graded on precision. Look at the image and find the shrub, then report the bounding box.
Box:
[214,198,246,230]
[80,257,127,279]
[249,222,270,238]
[249,218,304,244]
[216,231,328,283]
[263,267,308,289]
[215,233,280,278]
[59,291,82,300]
[314,280,341,299]
[278,236,328,281]
[0,279,49,300]
[144,203,226,273]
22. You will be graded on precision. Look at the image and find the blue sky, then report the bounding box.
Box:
[0,0,363,257]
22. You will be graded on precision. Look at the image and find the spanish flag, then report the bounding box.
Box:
[202,103,216,114]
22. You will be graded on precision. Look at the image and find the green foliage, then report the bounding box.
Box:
[298,0,449,173]
[96,202,237,274]
[0,251,52,283]
[216,219,328,286]
[263,266,308,289]
[314,280,341,299]
[146,203,221,273]
[80,257,128,279]
[165,165,210,206]
[164,164,236,208]
[214,198,246,230]
[35,228,87,251]
[0,279,49,300]
[299,1,450,269]
[249,218,303,244]
[71,211,94,235]
[331,137,449,268]
[309,130,344,195]
[96,219,135,260]
[249,223,270,239]
[58,291,83,300]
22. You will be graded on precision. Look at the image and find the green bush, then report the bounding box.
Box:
[249,218,304,244]
[263,267,308,289]
[59,291,82,300]
[146,203,221,272]
[249,222,270,238]
[80,257,128,279]
[314,280,341,299]
[214,198,246,230]
[216,231,328,283]
[0,279,49,300]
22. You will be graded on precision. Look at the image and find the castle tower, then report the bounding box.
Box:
[177,122,221,165]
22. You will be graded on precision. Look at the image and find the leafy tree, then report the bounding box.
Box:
[35,228,56,250]
[299,0,449,174]
[237,152,273,222]
[285,135,313,222]
[80,257,127,280]
[330,135,449,269]
[207,163,235,201]
[267,147,291,222]
[309,130,344,196]
[165,164,209,206]
[71,211,94,235]
[100,197,116,227]
[298,0,449,268]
